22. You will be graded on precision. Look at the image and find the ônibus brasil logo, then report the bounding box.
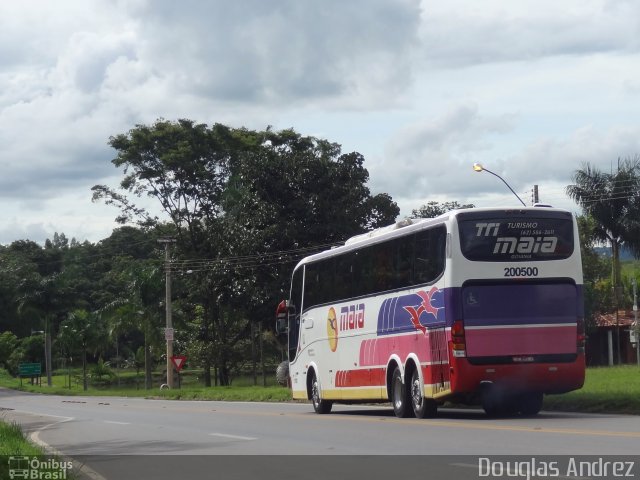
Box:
[8,456,72,480]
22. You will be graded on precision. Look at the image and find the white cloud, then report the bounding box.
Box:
[420,0,640,68]
[369,100,640,216]
[125,0,422,107]
[369,104,518,200]
[0,0,639,243]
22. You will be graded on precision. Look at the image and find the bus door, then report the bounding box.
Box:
[288,266,304,365]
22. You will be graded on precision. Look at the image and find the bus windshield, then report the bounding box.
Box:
[458,210,574,262]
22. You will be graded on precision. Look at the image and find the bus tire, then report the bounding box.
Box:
[310,373,332,414]
[410,369,438,419]
[481,385,511,417]
[518,392,543,416]
[391,366,412,418]
[275,361,289,387]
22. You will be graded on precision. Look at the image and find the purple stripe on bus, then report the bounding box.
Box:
[377,283,584,332]
[461,283,581,327]
[376,288,446,336]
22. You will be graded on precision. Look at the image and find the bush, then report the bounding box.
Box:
[89,359,116,384]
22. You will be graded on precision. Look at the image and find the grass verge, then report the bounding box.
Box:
[0,420,77,479]
[0,420,43,456]
[0,367,292,402]
[543,365,640,415]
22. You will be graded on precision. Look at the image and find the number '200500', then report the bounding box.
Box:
[504,267,538,277]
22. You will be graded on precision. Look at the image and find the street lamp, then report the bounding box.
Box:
[473,162,527,207]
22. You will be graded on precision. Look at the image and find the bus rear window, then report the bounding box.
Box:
[458,213,574,262]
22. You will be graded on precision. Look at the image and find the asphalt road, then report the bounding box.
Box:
[1,387,639,479]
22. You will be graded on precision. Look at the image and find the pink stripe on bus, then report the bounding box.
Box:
[465,325,576,356]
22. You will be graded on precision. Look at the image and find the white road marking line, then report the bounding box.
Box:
[29,416,74,450]
[209,432,257,441]
[9,409,76,419]
[103,420,131,425]
[28,417,109,480]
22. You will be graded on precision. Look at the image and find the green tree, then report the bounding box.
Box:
[99,258,164,389]
[4,335,47,377]
[59,309,107,391]
[411,200,475,219]
[0,247,27,335]
[93,120,399,385]
[209,128,399,384]
[576,215,610,330]
[0,331,18,368]
[567,157,640,362]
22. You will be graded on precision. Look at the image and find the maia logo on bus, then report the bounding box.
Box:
[327,304,365,352]
[327,307,338,352]
[493,236,557,255]
[474,221,558,255]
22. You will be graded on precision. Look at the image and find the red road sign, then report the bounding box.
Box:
[171,355,187,372]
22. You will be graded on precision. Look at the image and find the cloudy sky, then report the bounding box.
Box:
[1,0,639,245]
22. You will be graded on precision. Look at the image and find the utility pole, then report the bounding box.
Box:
[532,185,539,204]
[158,238,177,388]
[634,278,639,367]
[45,327,52,387]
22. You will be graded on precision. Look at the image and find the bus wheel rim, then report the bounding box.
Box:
[412,378,422,408]
[312,379,320,407]
[393,377,403,409]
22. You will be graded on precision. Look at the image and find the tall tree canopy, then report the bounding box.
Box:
[567,157,640,364]
[566,157,640,289]
[411,200,475,219]
[92,119,399,384]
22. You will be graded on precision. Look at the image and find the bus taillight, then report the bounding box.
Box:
[577,316,586,353]
[451,320,466,357]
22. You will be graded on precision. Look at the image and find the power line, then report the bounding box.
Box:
[168,242,342,273]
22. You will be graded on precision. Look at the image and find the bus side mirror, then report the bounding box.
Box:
[276,315,288,335]
[275,300,295,335]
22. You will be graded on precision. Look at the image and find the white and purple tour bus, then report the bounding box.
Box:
[276,206,585,417]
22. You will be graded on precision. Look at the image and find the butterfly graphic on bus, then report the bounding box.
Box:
[376,286,444,336]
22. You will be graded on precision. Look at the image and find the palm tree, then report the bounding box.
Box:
[59,309,107,390]
[566,156,640,363]
[100,260,163,389]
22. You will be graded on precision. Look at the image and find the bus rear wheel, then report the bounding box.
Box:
[391,366,412,418]
[410,369,438,419]
[517,392,543,416]
[310,373,332,414]
[481,385,517,417]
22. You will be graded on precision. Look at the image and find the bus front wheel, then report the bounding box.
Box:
[310,373,332,414]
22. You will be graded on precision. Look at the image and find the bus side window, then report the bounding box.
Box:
[335,254,353,302]
[353,248,375,298]
[392,236,413,289]
[414,226,446,285]
[319,258,336,305]
[373,242,393,291]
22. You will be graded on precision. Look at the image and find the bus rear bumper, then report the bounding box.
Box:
[448,353,585,395]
